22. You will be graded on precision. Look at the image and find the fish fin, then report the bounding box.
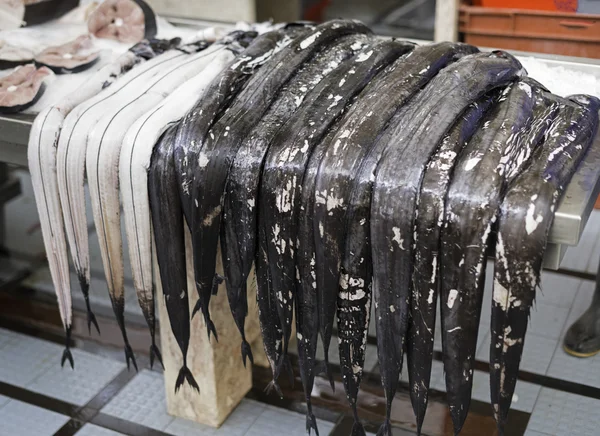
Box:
[315,360,335,392]
[206,317,219,342]
[124,344,138,372]
[175,365,200,393]
[376,419,393,436]
[212,273,224,296]
[87,310,100,336]
[150,343,164,370]
[279,354,294,387]
[264,379,283,398]
[351,420,367,436]
[61,347,74,369]
[241,339,254,368]
[306,411,319,436]
[191,299,203,319]
[61,326,74,369]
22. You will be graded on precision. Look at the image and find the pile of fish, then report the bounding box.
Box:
[26,19,599,436]
[0,0,158,112]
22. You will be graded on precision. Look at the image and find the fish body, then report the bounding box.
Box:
[56,45,198,351]
[407,93,496,433]
[86,44,220,369]
[370,50,522,436]
[296,125,343,435]
[262,38,403,387]
[120,40,240,369]
[175,27,309,229]
[439,80,542,434]
[222,33,371,367]
[490,94,599,433]
[148,124,199,392]
[189,19,371,342]
[28,39,173,365]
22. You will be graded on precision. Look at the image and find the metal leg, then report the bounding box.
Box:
[563,257,600,357]
[0,163,8,250]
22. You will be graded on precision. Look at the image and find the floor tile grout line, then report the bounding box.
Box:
[241,401,270,436]
[544,279,584,377]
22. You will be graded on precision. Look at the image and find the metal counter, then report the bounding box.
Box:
[0,24,599,270]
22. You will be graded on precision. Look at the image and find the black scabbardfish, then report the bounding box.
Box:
[149,125,199,392]
[439,80,554,434]
[174,28,303,339]
[490,94,599,434]
[190,20,371,343]
[262,39,406,389]
[191,20,371,342]
[175,28,301,230]
[371,51,522,436]
[407,93,496,434]
[296,126,341,435]
[222,33,371,368]
[329,42,479,435]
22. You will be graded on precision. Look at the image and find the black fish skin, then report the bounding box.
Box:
[296,126,340,435]
[329,42,479,434]
[190,20,371,344]
[222,33,371,368]
[175,29,297,230]
[149,125,199,393]
[174,29,298,339]
[490,94,599,434]
[370,51,522,436]
[439,80,545,435]
[262,39,405,386]
[407,93,496,434]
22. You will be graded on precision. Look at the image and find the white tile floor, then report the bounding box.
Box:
[5,173,600,435]
[0,328,125,406]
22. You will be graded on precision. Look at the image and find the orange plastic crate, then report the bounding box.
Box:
[460,5,600,58]
[472,0,578,12]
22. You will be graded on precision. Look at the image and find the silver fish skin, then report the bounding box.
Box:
[85,45,218,370]
[120,40,240,369]
[28,39,174,367]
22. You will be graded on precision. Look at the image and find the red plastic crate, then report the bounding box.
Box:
[460,5,600,58]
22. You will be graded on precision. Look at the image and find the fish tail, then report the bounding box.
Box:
[314,360,335,392]
[175,365,200,393]
[496,421,506,436]
[351,421,366,436]
[78,274,100,335]
[150,342,164,370]
[191,298,203,319]
[376,419,393,436]
[61,348,74,369]
[61,326,74,369]
[306,410,319,436]
[205,316,219,342]
[124,343,138,372]
[318,357,335,392]
[264,379,283,398]
[241,339,254,368]
[280,353,294,387]
[87,310,100,336]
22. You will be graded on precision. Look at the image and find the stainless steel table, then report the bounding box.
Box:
[0,28,599,270]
